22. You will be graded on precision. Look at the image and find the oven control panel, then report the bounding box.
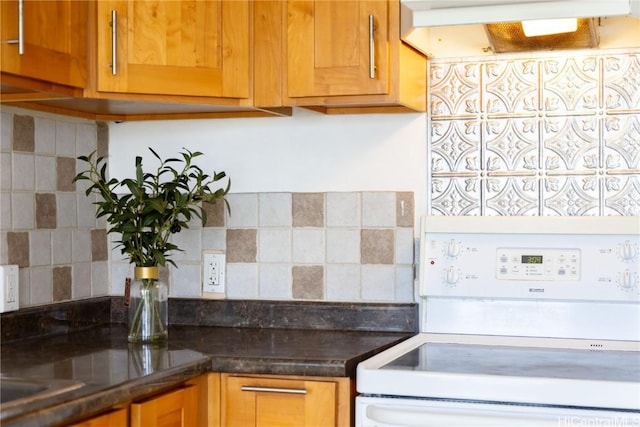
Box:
[496,248,581,281]
[420,216,640,302]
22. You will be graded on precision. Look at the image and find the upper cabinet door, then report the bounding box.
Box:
[0,0,87,87]
[286,0,389,98]
[96,0,250,99]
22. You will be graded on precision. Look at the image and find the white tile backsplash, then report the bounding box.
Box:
[226,263,258,298]
[17,267,30,305]
[202,228,226,251]
[56,193,77,228]
[52,229,72,265]
[76,123,97,156]
[395,229,414,264]
[72,229,91,263]
[34,117,56,154]
[29,229,51,266]
[35,155,56,191]
[292,229,325,263]
[168,229,201,262]
[1,152,12,190]
[76,193,96,228]
[258,229,291,262]
[30,266,52,305]
[169,263,200,297]
[259,263,292,299]
[5,107,419,306]
[361,264,395,301]
[12,153,35,191]
[0,193,10,229]
[326,192,360,227]
[259,193,292,227]
[91,261,109,297]
[11,192,34,229]
[362,192,396,226]
[326,264,361,301]
[1,112,12,152]
[226,193,258,227]
[73,262,92,299]
[395,266,415,302]
[326,228,360,263]
[55,122,76,156]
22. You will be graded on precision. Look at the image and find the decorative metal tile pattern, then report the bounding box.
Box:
[429,49,640,216]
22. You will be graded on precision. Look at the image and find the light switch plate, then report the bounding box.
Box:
[202,250,226,299]
[0,265,19,313]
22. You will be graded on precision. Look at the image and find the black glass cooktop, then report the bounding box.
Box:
[382,342,640,382]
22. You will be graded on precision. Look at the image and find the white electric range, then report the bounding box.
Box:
[357,216,640,426]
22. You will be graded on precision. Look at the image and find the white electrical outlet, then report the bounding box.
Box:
[202,251,226,299]
[0,265,19,313]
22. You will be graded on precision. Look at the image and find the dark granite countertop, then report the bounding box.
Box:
[0,298,416,426]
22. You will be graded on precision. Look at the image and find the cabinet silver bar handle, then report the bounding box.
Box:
[110,10,117,75]
[241,386,307,395]
[7,0,25,55]
[368,14,375,79]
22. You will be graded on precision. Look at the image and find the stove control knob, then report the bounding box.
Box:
[618,242,638,261]
[618,270,638,291]
[444,266,461,286]
[444,239,462,258]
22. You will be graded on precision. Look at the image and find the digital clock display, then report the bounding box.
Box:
[522,255,543,264]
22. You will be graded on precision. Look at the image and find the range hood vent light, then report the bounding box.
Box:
[400,0,636,56]
[485,18,599,53]
[521,18,577,37]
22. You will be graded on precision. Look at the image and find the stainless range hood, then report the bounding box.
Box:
[401,0,640,56]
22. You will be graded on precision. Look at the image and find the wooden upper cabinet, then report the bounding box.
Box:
[95,0,250,99]
[282,0,427,112]
[287,0,389,97]
[0,0,87,88]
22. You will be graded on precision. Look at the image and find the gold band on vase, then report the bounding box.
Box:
[134,266,159,280]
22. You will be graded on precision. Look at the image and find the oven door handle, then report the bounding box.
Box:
[365,405,560,426]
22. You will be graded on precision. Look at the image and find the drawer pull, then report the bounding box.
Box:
[241,385,307,395]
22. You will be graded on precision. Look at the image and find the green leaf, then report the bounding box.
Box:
[76,146,230,269]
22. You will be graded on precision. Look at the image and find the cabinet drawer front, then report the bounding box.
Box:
[224,375,338,427]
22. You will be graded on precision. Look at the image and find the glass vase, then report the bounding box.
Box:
[128,266,168,343]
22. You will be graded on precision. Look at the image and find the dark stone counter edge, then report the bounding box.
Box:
[211,344,409,378]
[2,334,412,427]
[1,297,416,426]
[1,297,418,343]
[3,355,212,427]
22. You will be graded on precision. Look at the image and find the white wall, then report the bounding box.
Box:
[108,108,429,231]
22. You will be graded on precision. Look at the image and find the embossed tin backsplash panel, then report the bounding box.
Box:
[428,49,640,216]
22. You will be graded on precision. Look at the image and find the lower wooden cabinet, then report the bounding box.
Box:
[66,407,128,427]
[130,384,198,427]
[65,374,210,427]
[221,373,352,427]
[64,372,351,427]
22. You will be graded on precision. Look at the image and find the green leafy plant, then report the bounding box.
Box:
[74,147,230,268]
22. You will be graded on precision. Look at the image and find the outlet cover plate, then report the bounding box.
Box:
[202,250,226,299]
[0,265,19,313]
